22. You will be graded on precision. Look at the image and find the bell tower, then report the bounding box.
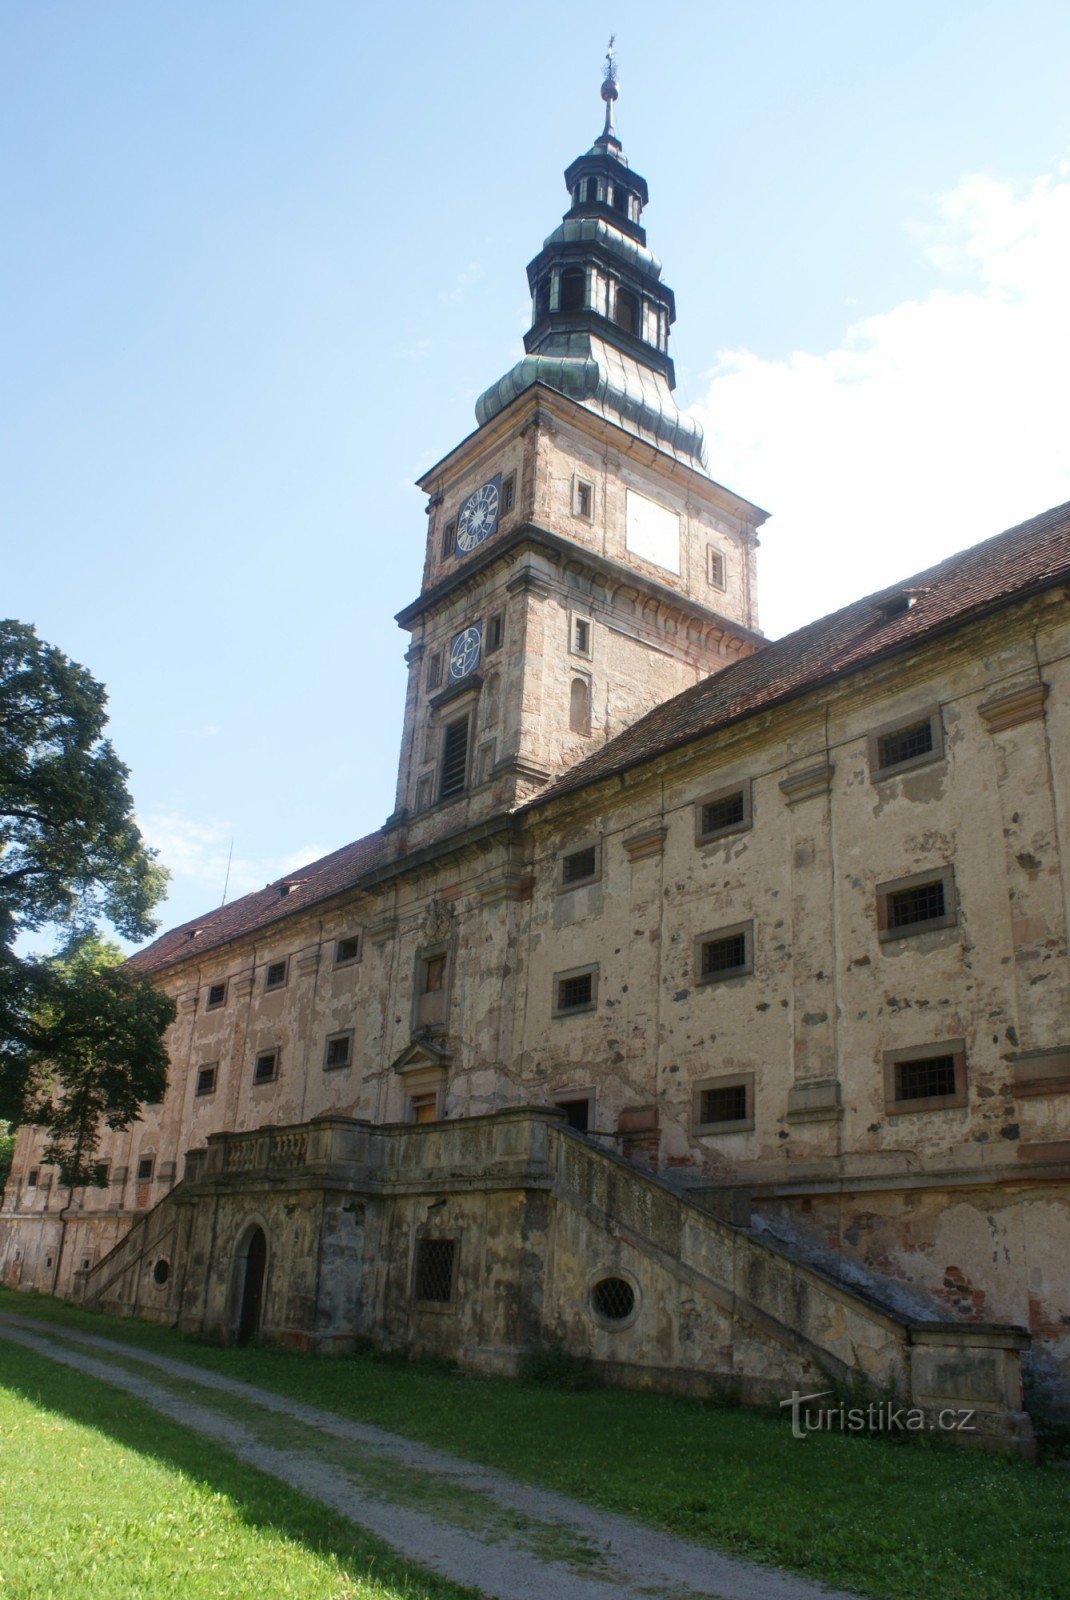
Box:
[388,47,768,848]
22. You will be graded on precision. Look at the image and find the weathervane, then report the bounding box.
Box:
[600,35,619,141]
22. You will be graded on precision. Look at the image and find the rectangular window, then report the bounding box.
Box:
[501,473,516,514]
[554,1094,593,1132]
[485,611,504,653]
[136,1157,154,1182]
[869,709,943,779]
[253,1049,279,1085]
[553,966,598,1015]
[574,478,593,518]
[195,1064,217,1096]
[441,519,456,559]
[440,717,470,799]
[696,922,754,983]
[693,1072,755,1133]
[26,1167,38,1189]
[884,1042,967,1114]
[695,781,751,843]
[422,953,446,993]
[264,959,288,991]
[413,1237,456,1304]
[571,616,592,656]
[334,934,361,966]
[707,546,726,589]
[561,844,598,887]
[205,981,227,1010]
[409,1091,439,1124]
[877,868,956,941]
[426,651,444,691]
[324,1032,353,1071]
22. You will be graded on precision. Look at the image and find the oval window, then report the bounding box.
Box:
[152,1258,170,1286]
[591,1276,634,1321]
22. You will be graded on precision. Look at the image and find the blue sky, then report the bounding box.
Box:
[4,2,1069,943]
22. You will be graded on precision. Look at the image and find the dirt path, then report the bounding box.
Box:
[0,1311,865,1600]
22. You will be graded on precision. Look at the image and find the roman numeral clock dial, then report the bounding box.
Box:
[455,475,502,553]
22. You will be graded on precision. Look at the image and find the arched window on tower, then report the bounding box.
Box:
[536,276,551,321]
[611,185,629,216]
[560,269,586,314]
[614,287,640,336]
[569,678,591,736]
[583,177,598,203]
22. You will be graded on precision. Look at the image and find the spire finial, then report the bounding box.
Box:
[600,35,619,143]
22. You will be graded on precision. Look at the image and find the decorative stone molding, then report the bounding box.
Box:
[295,950,321,976]
[785,1078,844,1123]
[1010,1047,1070,1097]
[623,826,668,861]
[779,761,835,807]
[423,898,455,944]
[978,681,1049,732]
[232,973,255,997]
[368,915,399,947]
[178,993,199,1014]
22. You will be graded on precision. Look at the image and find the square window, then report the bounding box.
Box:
[441,519,456,559]
[195,1064,217,1096]
[253,1049,279,1085]
[571,616,592,656]
[574,478,594,519]
[501,473,516,514]
[335,934,361,966]
[693,1073,755,1133]
[707,546,726,589]
[553,966,598,1015]
[264,959,287,991]
[426,651,444,691]
[136,1157,154,1182]
[884,1042,967,1114]
[485,611,504,653]
[696,922,753,983]
[413,1237,456,1304]
[554,1093,593,1132]
[695,781,752,844]
[869,709,943,779]
[877,868,956,941]
[205,981,227,1010]
[324,1032,353,1071]
[561,844,598,887]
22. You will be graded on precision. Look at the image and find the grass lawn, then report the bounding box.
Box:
[2,1287,1069,1600]
[0,1338,478,1600]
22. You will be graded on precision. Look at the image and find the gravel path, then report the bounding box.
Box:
[0,1310,865,1600]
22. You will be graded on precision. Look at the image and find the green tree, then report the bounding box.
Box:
[0,620,173,1164]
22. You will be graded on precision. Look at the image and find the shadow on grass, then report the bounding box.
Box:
[0,1337,478,1600]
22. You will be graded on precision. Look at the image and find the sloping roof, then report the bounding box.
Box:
[127,829,390,977]
[527,499,1070,811]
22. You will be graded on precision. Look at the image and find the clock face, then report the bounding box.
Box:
[449,623,482,682]
[455,474,502,554]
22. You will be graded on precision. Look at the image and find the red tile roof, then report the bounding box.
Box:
[127,829,390,977]
[527,499,1070,810]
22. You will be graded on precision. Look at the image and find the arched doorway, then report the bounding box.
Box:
[234,1225,267,1346]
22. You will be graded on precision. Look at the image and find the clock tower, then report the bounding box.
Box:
[389,49,768,848]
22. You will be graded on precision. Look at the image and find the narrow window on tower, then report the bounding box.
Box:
[569,678,592,736]
[560,269,585,313]
[500,473,516,515]
[707,546,726,590]
[571,615,592,656]
[611,184,629,216]
[615,287,639,335]
[426,651,443,691]
[439,717,470,800]
[485,611,504,653]
[573,477,594,519]
[441,519,456,559]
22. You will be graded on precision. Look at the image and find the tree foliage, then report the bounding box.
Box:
[0,621,174,1173]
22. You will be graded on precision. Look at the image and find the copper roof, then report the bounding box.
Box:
[526,499,1070,810]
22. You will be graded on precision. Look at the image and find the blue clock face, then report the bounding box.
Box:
[449,623,482,682]
[456,475,501,554]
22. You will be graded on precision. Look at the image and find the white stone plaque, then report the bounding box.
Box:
[625,489,680,575]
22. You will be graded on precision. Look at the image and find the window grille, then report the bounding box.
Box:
[136,1157,154,1182]
[562,846,597,885]
[701,790,744,837]
[877,719,934,771]
[573,617,591,653]
[253,1050,278,1085]
[700,1084,748,1124]
[700,933,748,977]
[440,719,469,798]
[501,474,515,514]
[887,879,945,930]
[557,972,593,1011]
[441,519,456,559]
[264,960,287,990]
[894,1054,958,1102]
[591,1277,634,1321]
[335,935,360,965]
[206,982,226,1010]
[196,1065,217,1096]
[324,1034,351,1070]
[414,1238,455,1303]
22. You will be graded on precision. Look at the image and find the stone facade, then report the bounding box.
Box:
[2,89,1067,1454]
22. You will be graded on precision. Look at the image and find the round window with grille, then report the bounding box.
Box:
[590,1276,635,1323]
[152,1258,170,1286]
